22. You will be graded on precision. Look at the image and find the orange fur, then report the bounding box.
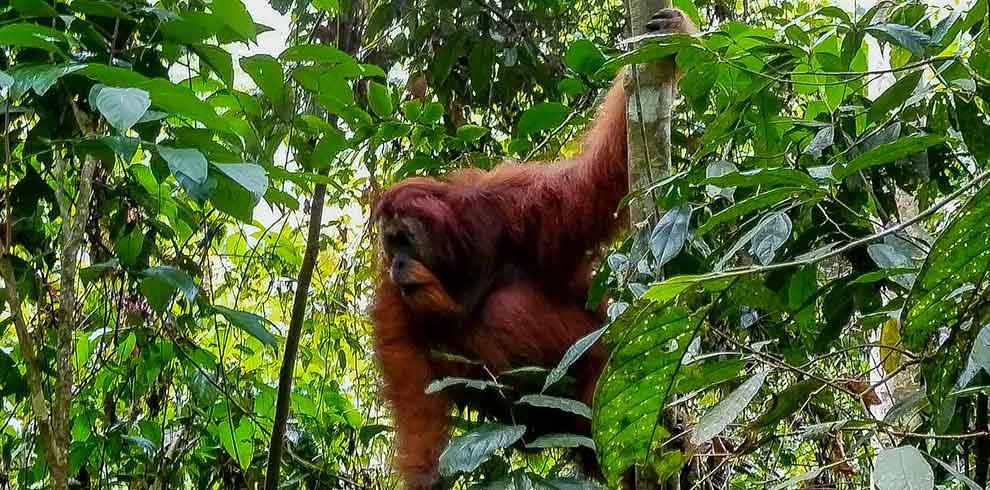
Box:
[371,9,697,490]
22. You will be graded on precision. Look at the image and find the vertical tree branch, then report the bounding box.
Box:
[624,0,675,226]
[52,148,98,490]
[264,182,327,490]
[0,258,60,485]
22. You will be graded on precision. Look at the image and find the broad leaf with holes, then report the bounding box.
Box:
[902,183,990,351]
[592,300,700,486]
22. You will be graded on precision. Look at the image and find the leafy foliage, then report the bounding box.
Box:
[2,0,990,489]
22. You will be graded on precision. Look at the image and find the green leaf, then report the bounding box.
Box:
[141,78,229,132]
[240,55,284,104]
[594,34,699,79]
[565,40,606,76]
[158,146,208,184]
[214,163,268,201]
[13,64,85,98]
[517,103,570,136]
[426,377,502,394]
[279,44,356,66]
[704,168,818,189]
[79,259,119,284]
[217,419,255,471]
[140,266,198,312]
[114,228,144,268]
[210,174,256,222]
[867,24,930,58]
[214,305,277,348]
[902,183,990,351]
[456,124,488,142]
[516,394,592,419]
[747,379,824,434]
[102,136,140,162]
[94,87,151,132]
[874,446,933,490]
[525,434,595,450]
[0,24,66,54]
[543,326,606,392]
[212,0,256,42]
[311,127,348,170]
[692,371,768,445]
[367,81,393,118]
[803,126,834,157]
[697,188,818,236]
[122,435,157,456]
[649,204,691,268]
[312,0,338,11]
[673,0,702,27]
[439,424,526,476]
[193,44,235,87]
[836,134,944,179]
[749,212,792,265]
[868,71,922,124]
[12,0,57,17]
[593,300,699,486]
[70,0,133,19]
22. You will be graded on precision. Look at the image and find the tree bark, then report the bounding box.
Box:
[624,0,675,226]
[263,182,327,490]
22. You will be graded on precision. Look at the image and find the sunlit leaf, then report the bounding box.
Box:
[517,103,570,136]
[902,183,990,351]
[593,299,699,486]
[215,305,277,348]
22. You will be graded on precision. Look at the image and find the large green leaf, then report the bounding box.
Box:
[214,305,277,348]
[592,300,700,486]
[241,55,284,104]
[697,188,820,236]
[867,24,930,58]
[902,182,990,351]
[517,394,592,419]
[0,24,66,55]
[650,205,691,268]
[94,87,151,132]
[438,424,526,476]
[835,134,945,179]
[868,71,922,124]
[367,81,393,118]
[193,44,235,87]
[140,266,199,312]
[212,0,256,42]
[517,103,571,136]
[704,168,818,190]
[565,40,605,76]
[214,163,268,201]
[158,146,208,184]
[217,419,255,471]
